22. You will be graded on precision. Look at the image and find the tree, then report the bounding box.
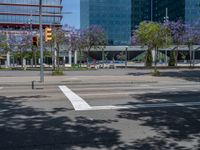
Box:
[0,32,8,51]
[82,25,107,67]
[164,20,185,66]
[182,25,200,67]
[8,32,32,68]
[133,21,172,73]
[51,27,66,69]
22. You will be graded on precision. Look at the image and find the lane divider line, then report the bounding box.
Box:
[59,85,92,111]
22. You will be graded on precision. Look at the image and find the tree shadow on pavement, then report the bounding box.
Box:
[0,95,122,150]
[129,91,200,104]
[160,70,200,82]
[117,90,200,150]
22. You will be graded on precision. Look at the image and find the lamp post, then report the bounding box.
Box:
[39,0,44,82]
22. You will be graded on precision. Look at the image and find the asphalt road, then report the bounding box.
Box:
[0,72,200,150]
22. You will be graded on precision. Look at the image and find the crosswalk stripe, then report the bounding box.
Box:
[59,85,92,111]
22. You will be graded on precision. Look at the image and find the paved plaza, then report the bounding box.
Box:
[0,69,200,150]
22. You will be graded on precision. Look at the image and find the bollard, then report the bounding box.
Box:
[32,81,35,89]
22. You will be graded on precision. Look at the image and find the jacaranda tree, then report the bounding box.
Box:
[82,25,107,66]
[164,20,185,66]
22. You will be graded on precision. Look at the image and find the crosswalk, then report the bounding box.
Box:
[59,83,200,111]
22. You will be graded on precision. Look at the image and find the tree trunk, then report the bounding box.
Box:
[20,50,23,68]
[145,48,153,67]
[154,47,157,73]
[189,45,192,68]
[87,49,90,68]
[34,47,37,67]
[57,43,60,68]
[102,48,105,68]
[193,47,195,67]
[175,46,178,66]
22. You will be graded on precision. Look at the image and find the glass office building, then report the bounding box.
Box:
[153,0,185,23]
[185,0,200,26]
[80,0,132,45]
[131,0,185,29]
[0,0,62,29]
[131,0,151,29]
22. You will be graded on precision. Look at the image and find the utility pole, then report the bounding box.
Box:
[39,0,44,82]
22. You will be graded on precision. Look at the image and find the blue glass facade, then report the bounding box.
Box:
[185,0,200,26]
[0,0,62,28]
[80,0,132,45]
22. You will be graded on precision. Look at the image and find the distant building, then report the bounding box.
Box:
[131,0,185,30]
[0,0,63,29]
[185,0,200,26]
[131,0,151,29]
[80,0,188,46]
[80,0,132,46]
[153,0,185,23]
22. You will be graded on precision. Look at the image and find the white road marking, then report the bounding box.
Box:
[59,86,92,111]
[90,102,200,111]
[59,86,200,111]
[70,84,200,91]
[79,91,161,96]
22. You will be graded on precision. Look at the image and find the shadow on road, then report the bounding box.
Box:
[129,90,200,104]
[160,70,200,82]
[117,90,200,150]
[0,95,121,150]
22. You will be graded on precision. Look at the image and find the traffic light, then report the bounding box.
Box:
[32,36,38,47]
[45,27,52,42]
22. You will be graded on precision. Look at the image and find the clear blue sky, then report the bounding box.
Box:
[61,0,80,29]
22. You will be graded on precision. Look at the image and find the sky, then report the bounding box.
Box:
[61,0,80,29]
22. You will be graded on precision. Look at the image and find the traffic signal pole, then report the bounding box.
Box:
[39,0,44,82]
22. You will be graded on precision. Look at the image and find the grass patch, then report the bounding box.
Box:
[0,67,13,71]
[152,70,160,76]
[52,68,64,76]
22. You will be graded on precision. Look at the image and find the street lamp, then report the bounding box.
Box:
[164,8,169,23]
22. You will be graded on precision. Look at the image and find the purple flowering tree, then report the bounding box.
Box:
[182,25,200,67]
[164,20,185,66]
[9,33,32,68]
[82,25,107,66]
